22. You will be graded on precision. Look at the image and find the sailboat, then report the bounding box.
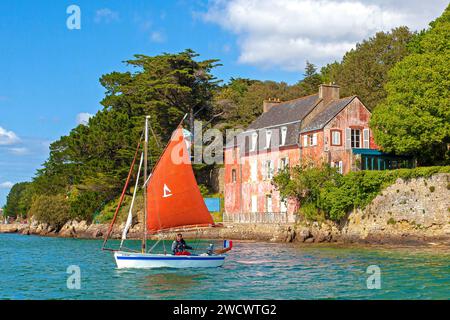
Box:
[102,115,232,269]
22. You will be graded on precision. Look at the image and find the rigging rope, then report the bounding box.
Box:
[102,133,143,250]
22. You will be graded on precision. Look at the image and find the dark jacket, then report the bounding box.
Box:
[172,239,193,254]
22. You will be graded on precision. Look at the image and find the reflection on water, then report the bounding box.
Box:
[0,234,449,300]
[142,272,205,298]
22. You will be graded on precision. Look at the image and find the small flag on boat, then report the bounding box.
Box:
[223,240,233,249]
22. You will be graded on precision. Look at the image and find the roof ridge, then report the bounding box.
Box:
[323,95,356,107]
[276,92,319,105]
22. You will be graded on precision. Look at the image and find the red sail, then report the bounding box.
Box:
[146,126,213,234]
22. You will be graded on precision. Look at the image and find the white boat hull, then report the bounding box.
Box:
[114,251,226,269]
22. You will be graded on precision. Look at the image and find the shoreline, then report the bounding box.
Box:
[1,221,449,249]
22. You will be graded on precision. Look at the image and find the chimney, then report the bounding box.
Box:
[263,98,281,113]
[319,83,340,105]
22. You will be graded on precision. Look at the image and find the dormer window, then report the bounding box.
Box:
[281,126,287,146]
[265,130,272,149]
[250,132,258,152]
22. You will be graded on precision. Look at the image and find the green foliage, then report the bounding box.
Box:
[272,163,341,221]
[12,50,221,224]
[273,165,450,222]
[198,184,210,197]
[371,6,450,165]
[29,194,71,229]
[68,189,104,222]
[321,27,414,110]
[298,61,323,95]
[387,218,396,225]
[212,63,323,130]
[3,182,33,218]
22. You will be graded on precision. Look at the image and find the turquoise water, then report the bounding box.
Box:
[0,234,448,300]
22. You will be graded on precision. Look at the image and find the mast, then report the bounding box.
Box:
[142,116,150,253]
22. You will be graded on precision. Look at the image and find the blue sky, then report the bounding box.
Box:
[0,0,447,207]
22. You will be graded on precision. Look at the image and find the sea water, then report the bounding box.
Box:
[0,234,448,300]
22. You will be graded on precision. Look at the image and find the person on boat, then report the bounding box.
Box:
[172,233,193,255]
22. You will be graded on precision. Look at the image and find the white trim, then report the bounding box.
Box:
[363,128,370,149]
[265,130,272,149]
[280,199,287,213]
[241,120,301,134]
[251,195,258,213]
[312,133,318,146]
[332,130,341,145]
[250,132,258,152]
[265,194,273,213]
[345,128,351,150]
[281,126,287,146]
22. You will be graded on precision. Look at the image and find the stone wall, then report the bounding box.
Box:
[340,173,450,243]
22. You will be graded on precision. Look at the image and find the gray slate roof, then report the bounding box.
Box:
[226,94,358,153]
[300,96,356,133]
[247,94,319,130]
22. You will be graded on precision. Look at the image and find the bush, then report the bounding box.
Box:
[68,189,105,222]
[272,163,341,221]
[29,194,71,230]
[273,165,450,222]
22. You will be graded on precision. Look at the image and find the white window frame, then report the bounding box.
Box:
[345,128,351,149]
[265,160,274,180]
[279,157,289,171]
[363,128,370,149]
[250,132,258,152]
[303,135,308,147]
[265,130,272,149]
[281,126,287,146]
[331,130,341,146]
[280,198,288,213]
[231,169,237,183]
[251,195,258,213]
[265,194,273,213]
[338,161,343,174]
[312,133,318,146]
[351,129,361,148]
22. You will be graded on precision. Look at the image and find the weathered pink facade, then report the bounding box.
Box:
[300,97,377,174]
[224,85,379,223]
[224,146,300,223]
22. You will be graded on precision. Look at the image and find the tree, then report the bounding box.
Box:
[11,50,223,223]
[321,27,414,109]
[370,5,450,164]
[3,182,32,218]
[29,194,71,230]
[101,49,221,140]
[298,61,323,95]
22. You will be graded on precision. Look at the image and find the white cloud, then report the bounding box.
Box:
[0,127,20,145]
[0,181,14,189]
[8,147,29,155]
[94,8,119,24]
[150,31,166,43]
[76,113,93,126]
[201,0,448,71]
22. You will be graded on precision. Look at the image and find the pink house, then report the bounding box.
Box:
[223,84,384,223]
